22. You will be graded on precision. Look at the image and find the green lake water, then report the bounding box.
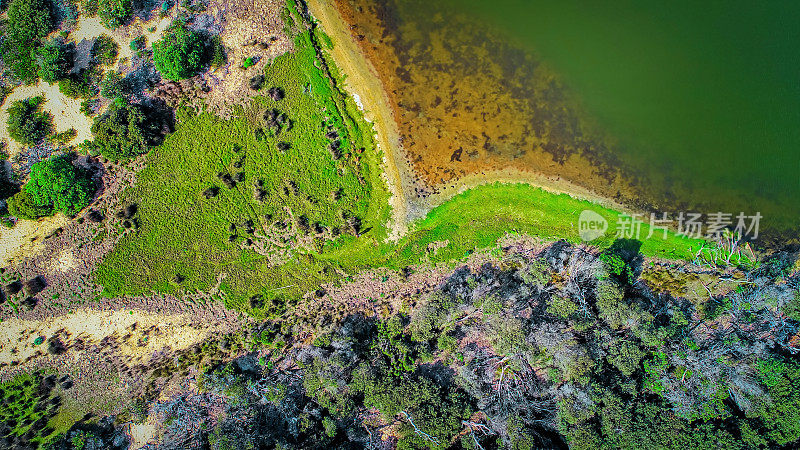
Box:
[368,0,800,238]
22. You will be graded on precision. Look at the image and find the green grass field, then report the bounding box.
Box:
[95,7,705,316]
[96,27,390,313]
[320,183,705,271]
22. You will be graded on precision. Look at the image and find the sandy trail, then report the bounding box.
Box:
[0,308,212,366]
[0,214,69,267]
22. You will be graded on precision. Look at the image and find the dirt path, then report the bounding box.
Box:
[0,309,212,366]
[307,0,411,240]
[0,214,69,267]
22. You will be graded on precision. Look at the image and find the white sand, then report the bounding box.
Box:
[0,214,69,267]
[0,309,210,366]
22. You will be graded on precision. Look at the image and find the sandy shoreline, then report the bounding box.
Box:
[306,0,412,240]
[306,1,637,233]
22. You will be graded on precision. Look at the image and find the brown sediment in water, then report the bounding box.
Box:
[325,0,644,212]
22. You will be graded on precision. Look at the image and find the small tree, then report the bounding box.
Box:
[100,71,126,98]
[36,39,72,83]
[6,96,54,146]
[8,154,95,219]
[152,21,207,81]
[97,0,132,29]
[92,34,119,65]
[90,101,158,160]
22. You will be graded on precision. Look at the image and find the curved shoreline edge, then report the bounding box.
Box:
[306,0,411,240]
[305,1,668,237]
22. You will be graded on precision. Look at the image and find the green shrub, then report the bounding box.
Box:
[90,101,158,160]
[0,84,12,106]
[10,154,95,218]
[242,56,255,68]
[352,367,472,449]
[209,35,226,68]
[80,99,100,116]
[97,0,132,29]
[100,71,126,98]
[6,96,53,145]
[51,128,78,145]
[152,21,207,81]
[783,291,800,322]
[59,70,99,99]
[547,295,579,319]
[607,340,645,376]
[752,356,800,445]
[8,189,53,219]
[36,39,72,83]
[1,0,54,83]
[92,34,119,65]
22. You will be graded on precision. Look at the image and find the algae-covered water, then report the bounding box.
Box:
[462,0,800,227]
[337,0,800,238]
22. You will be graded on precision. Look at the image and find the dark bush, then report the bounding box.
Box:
[5,281,22,295]
[152,21,207,81]
[0,161,19,201]
[90,101,160,161]
[47,338,65,355]
[218,173,236,188]
[21,296,38,310]
[249,75,265,91]
[203,186,219,198]
[267,87,284,101]
[86,209,104,222]
[24,276,46,296]
[92,34,119,65]
[6,96,53,145]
